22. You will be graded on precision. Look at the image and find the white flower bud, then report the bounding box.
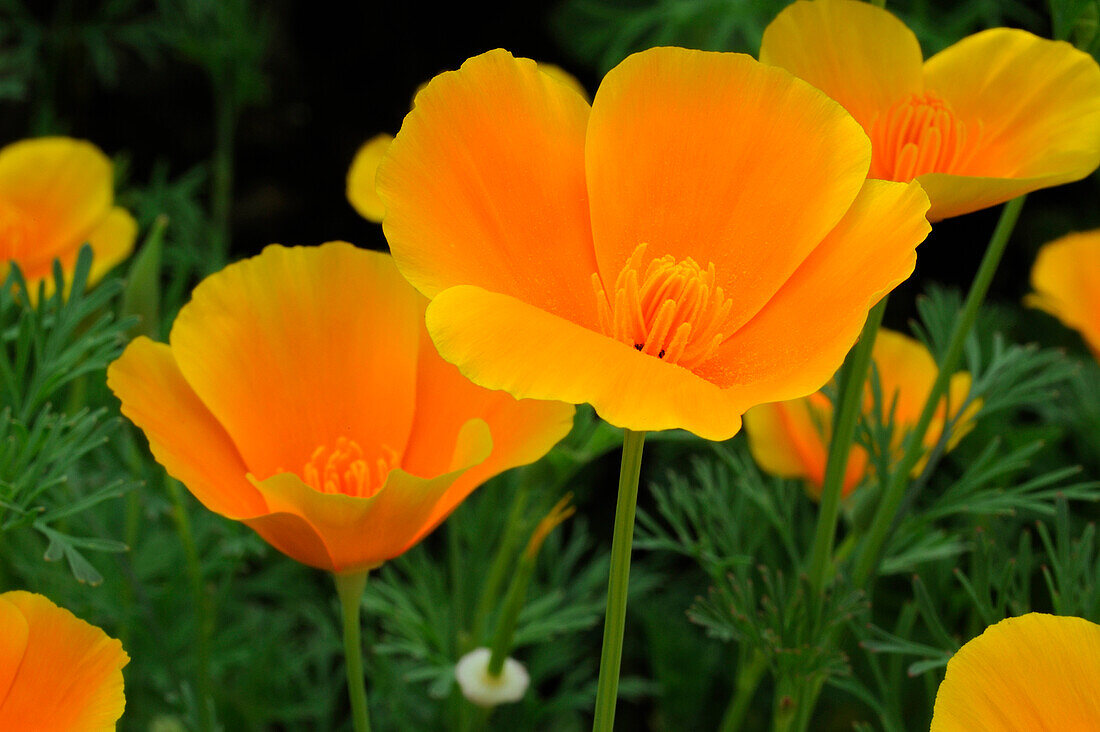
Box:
[454,647,530,707]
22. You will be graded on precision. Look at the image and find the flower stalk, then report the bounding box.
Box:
[592,429,646,732]
[335,570,372,732]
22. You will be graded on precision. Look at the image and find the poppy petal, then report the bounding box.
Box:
[743,401,824,481]
[931,613,1100,730]
[377,49,600,327]
[759,0,923,127]
[169,243,423,480]
[921,28,1100,218]
[425,286,746,440]
[346,133,393,223]
[107,337,267,519]
[85,206,137,285]
[0,597,28,704]
[246,419,493,572]
[698,179,929,404]
[0,591,128,731]
[585,46,871,335]
[1027,230,1100,356]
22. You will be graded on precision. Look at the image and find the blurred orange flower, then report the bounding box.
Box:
[931,613,1100,730]
[760,0,1100,220]
[0,590,129,730]
[376,47,931,441]
[1027,229,1100,359]
[0,137,136,293]
[108,242,574,574]
[744,329,976,498]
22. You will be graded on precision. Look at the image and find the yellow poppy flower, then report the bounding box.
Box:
[0,591,129,730]
[0,137,137,293]
[108,242,574,574]
[744,328,976,498]
[760,0,1100,220]
[931,613,1100,730]
[375,47,931,441]
[1027,229,1100,359]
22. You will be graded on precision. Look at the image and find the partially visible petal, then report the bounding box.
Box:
[759,0,923,127]
[246,419,493,572]
[743,400,826,481]
[107,337,267,519]
[402,328,575,540]
[538,63,588,101]
[931,613,1100,730]
[378,49,599,327]
[85,206,137,285]
[346,133,393,223]
[699,180,929,406]
[0,138,114,271]
[586,46,871,335]
[923,28,1100,216]
[0,596,29,704]
[1026,230,1100,356]
[0,591,128,731]
[869,329,938,424]
[425,286,746,440]
[170,243,422,480]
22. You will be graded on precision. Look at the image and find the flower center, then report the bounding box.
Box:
[592,243,732,370]
[299,437,397,498]
[0,199,36,262]
[869,92,976,181]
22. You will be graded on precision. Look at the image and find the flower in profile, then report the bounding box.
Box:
[0,137,137,293]
[744,328,976,498]
[0,590,129,729]
[375,47,931,441]
[107,242,574,574]
[759,0,1100,220]
[1026,229,1100,358]
[931,613,1100,730]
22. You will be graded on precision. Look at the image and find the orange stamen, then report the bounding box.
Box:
[592,243,731,370]
[869,92,978,181]
[299,437,397,498]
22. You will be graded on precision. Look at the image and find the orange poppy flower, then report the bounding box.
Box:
[743,328,976,498]
[931,613,1100,730]
[375,47,931,441]
[0,137,137,293]
[759,0,1100,221]
[107,242,574,574]
[1027,229,1100,359]
[0,590,129,730]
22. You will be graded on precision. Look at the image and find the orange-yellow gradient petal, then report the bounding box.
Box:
[931,613,1100,731]
[107,337,267,519]
[0,137,135,285]
[586,46,871,335]
[377,49,600,326]
[169,242,423,480]
[759,0,922,126]
[1027,230,1100,357]
[0,591,129,731]
[426,286,747,440]
[346,133,393,223]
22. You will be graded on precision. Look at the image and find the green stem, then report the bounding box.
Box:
[473,478,533,642]
[167,478,214,732]
[335,570,372,732]
[718,650,767,732]
[487,551,535,677]
[852,195,1026,587]
[806,299,886,603]
[592,429,647,732]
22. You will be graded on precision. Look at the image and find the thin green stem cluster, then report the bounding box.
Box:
[335,570,373,732]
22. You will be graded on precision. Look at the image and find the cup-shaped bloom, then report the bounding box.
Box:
[0,137,136,293]
[1027,229,1100,359]
[107,242,574,574]
[375,48,932,441]
[0,590,129,729]
[931,613,1100,730]
[760,0,1100,221]
[744,329,976,497]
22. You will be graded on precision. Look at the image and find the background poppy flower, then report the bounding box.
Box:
[376,47,931,441]
[108,242,574,574]
[744,328,976,498]
[931,613,1100,730]
[759,0,1100,221]
[0,137,136,293]
[0,590,129,730]
[1027,229,1100,359]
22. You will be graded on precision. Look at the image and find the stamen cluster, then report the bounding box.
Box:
[870,92,976,181]
[300,437,397,498]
